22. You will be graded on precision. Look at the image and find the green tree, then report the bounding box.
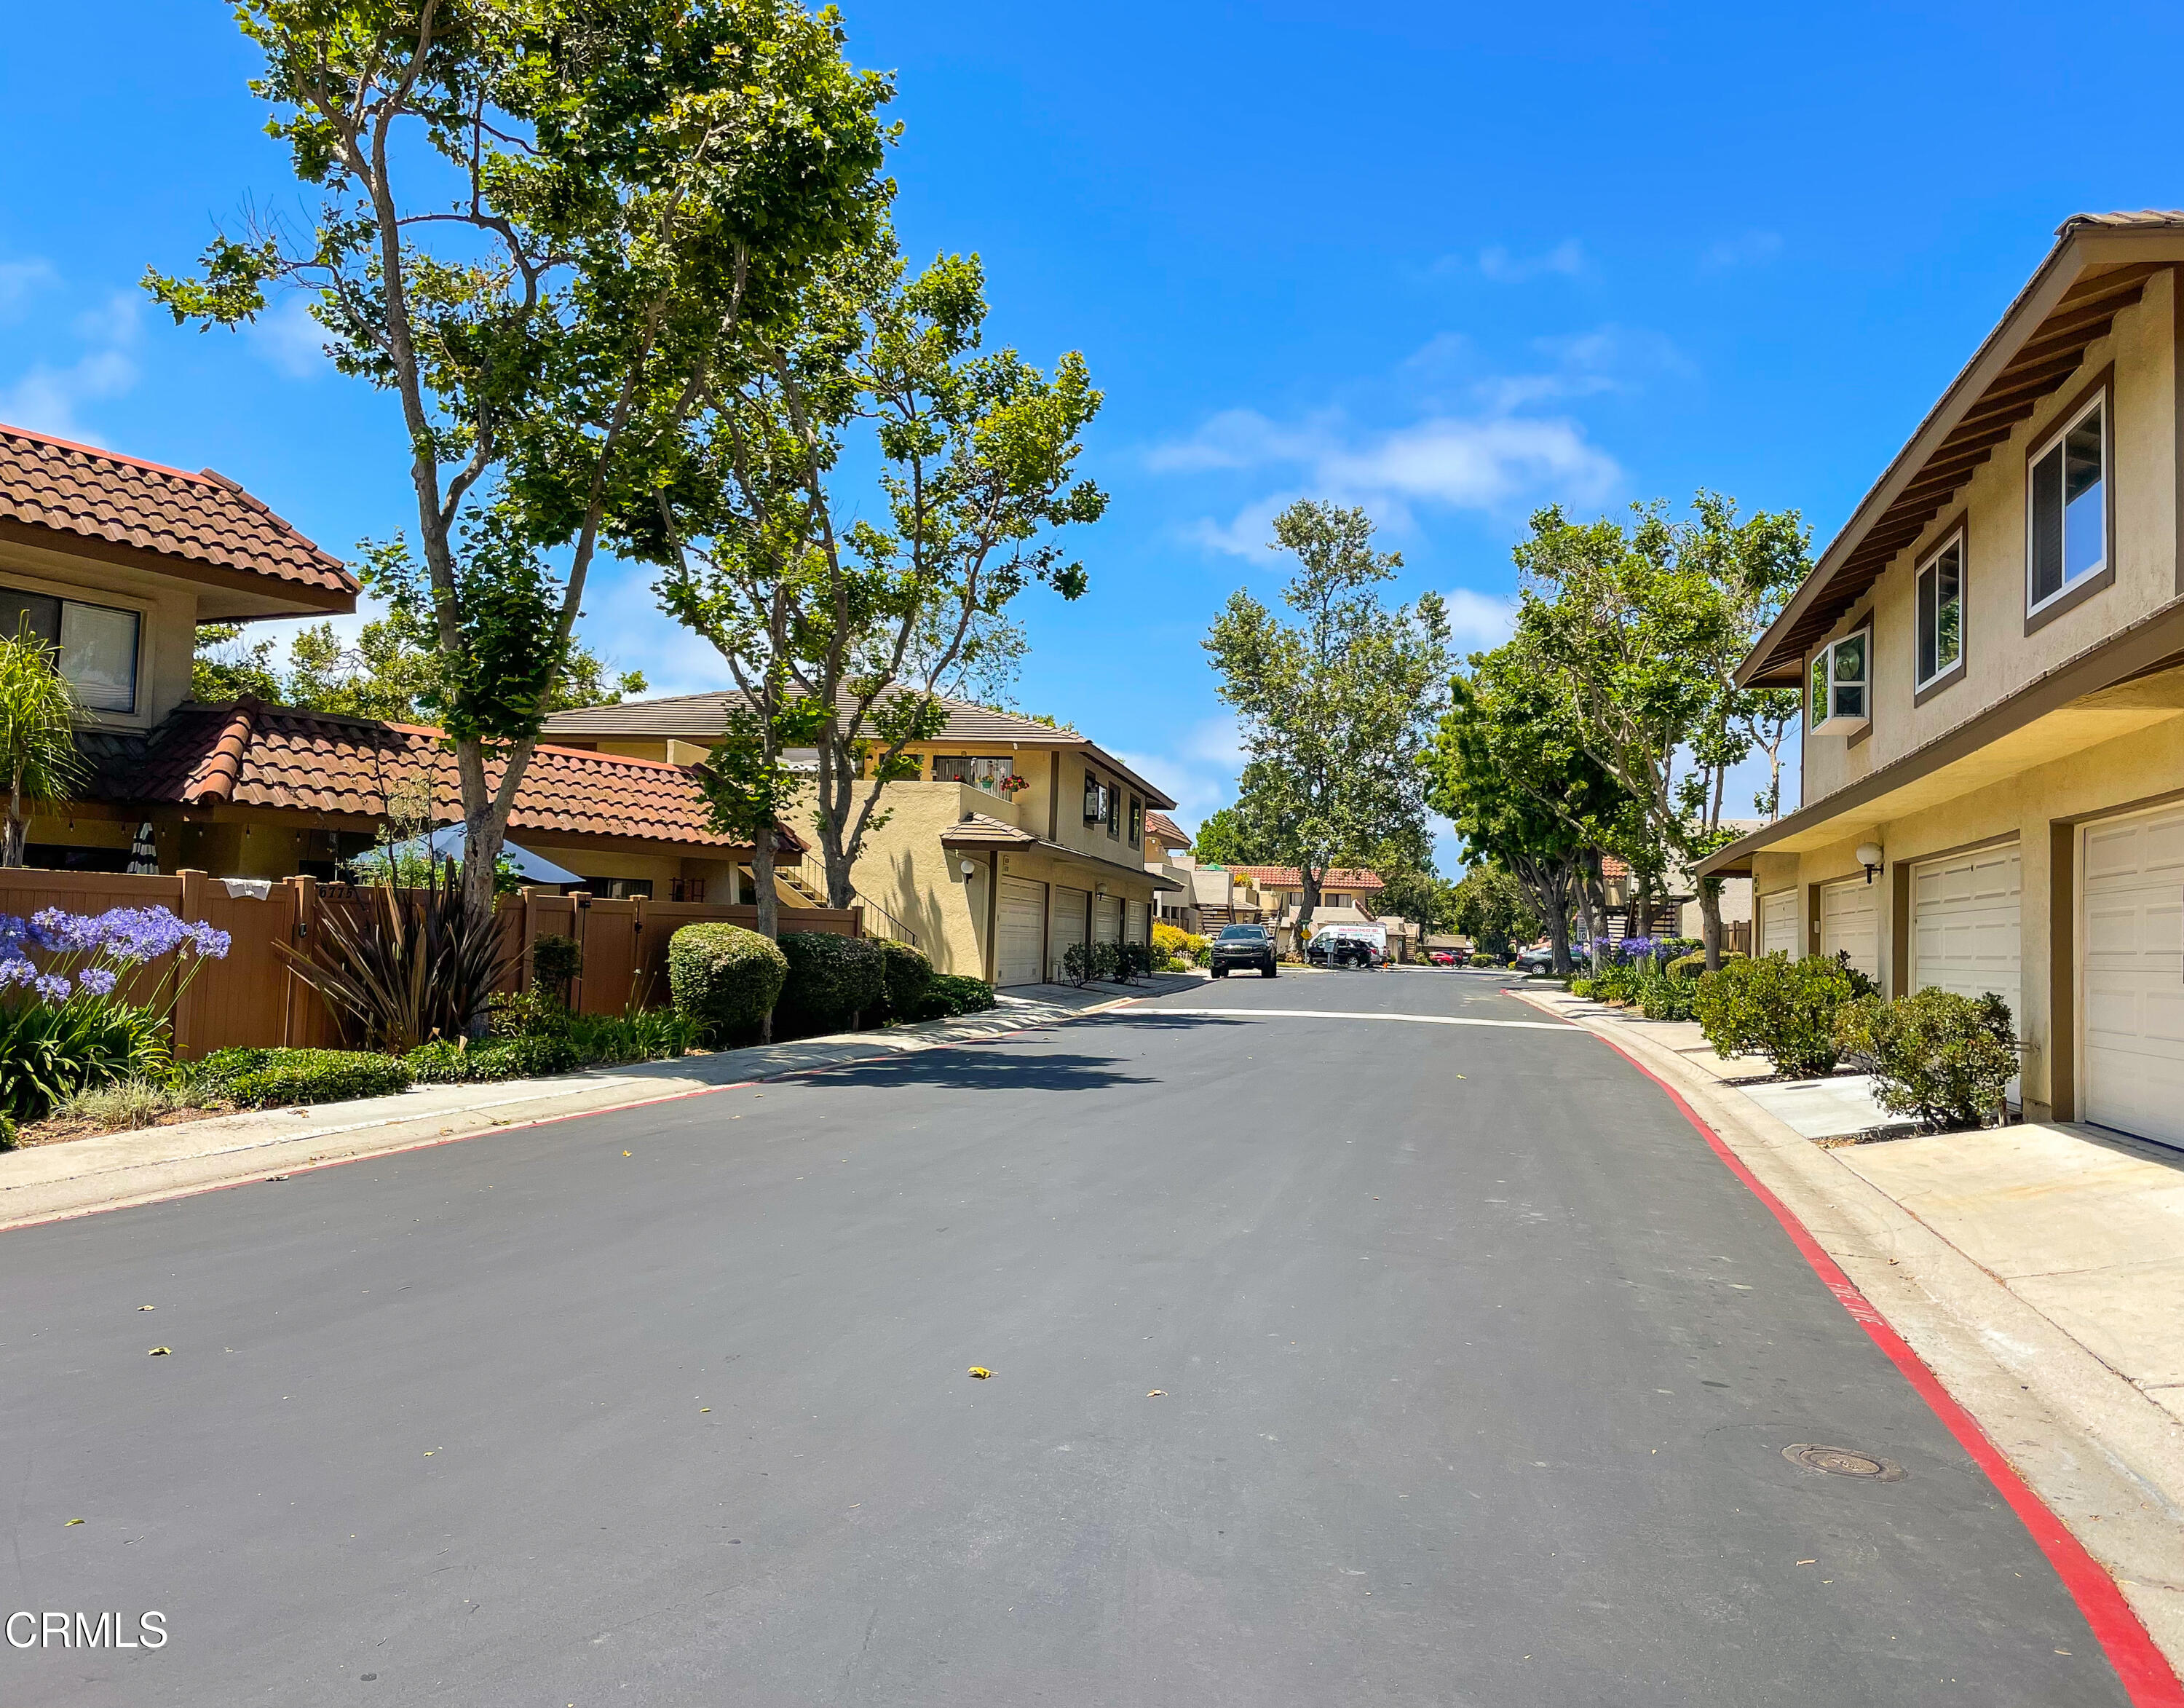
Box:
[148,0,893,968]
[0,630,87,867]
[1430,641,1626,974]
[1190,765,1295,869]
[1203,502,1450,932]
[643,232,1103,913]
[193,617,643,723]
[1449,867,1538,960]
[1513,492,1808,969]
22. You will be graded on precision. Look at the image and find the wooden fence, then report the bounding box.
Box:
[0,869,860,1059]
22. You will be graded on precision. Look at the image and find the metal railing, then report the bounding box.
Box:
[791,850,920,949]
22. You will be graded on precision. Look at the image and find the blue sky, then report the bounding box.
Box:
[5,3,2182,865]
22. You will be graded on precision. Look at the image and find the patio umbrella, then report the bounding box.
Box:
[352,823,582,887]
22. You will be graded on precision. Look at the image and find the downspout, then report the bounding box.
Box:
[984,853,1001,984]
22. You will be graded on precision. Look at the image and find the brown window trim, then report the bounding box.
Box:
[1912,510,1970,705]
[1843,609,1875,749]
[2024,363,2116,637]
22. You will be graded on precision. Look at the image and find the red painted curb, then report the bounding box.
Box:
[1594,1027,2184,1707]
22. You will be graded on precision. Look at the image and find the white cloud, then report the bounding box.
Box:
[1700,230,1784,271]
[1110,715,1246,830]
[250,293,335,380]
[1477,239,1586,283]
[0,287,141,442]
[1444,588,1517,650]
[0,258,58,321]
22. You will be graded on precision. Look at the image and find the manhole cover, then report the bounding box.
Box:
[1783,1443,1905,1482]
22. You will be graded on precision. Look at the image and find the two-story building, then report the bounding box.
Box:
[539,691,1179,986]
[1,422,764,893]
[1696,211,2184,1146]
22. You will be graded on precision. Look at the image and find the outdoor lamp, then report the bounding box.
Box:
[959,859,977,878]
[1855,842,1883,884]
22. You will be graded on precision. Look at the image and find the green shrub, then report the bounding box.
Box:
[1061,941,1093,987]
[1637,967,1696,1021]
[529,933,582,1004]
[1,997,170,1123]
[405,1033,582,1084]
[668,923,788,1041]
[777,931,886,1034]
[915,973,997,1020]
[53,1077,212,1129]
[875,938,935,1021]
[564,1007,699,1064]
[1694,954,1874,1078]
[1570,975,1597,1000]
[1835,988,2018,1128]
[1591,963,1642,1005]
[187,1047,411,1107]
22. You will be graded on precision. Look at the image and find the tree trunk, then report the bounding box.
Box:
[3,772,22,868]
[1544,869,1572,976]
[1698,877,1725,972]
[1571,858,1600,973]
[459,796,507,1037]
[750,829,781,941]
[1299,865,1323,956]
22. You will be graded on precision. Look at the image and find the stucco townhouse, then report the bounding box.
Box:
[541,692,1179,987]
[0,422,767,894]
[1697,210,2184,1147]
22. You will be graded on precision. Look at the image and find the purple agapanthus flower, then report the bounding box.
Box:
[183,921,232,959]
[96,906,190,965]
[28,907,102,953]
[76,967,119,997]
[32,973,71,1003]
[0,957,36,989]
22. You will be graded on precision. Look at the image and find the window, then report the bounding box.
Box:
[1128,795,1144,845]
[577,877,652,899]
[0,586,141,713]
[1083,770,1107,825]
[1915,531,1964,689]
[2027,389,2107,613]
[1808,628,1869,735]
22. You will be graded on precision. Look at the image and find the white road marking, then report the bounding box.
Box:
[1115,1006,1579,1032]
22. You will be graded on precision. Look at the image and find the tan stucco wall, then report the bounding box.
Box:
[1756,705,2184,1121]
[1804,269,2180,804]
[0,539,202,730]
[786,777,1161,981]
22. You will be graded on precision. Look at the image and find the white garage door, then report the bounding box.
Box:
[1819,879,1879,981]
[1912,845,2020,1003]
[1049,885,1090,979]
[1093,895,1122,946]
[1759,888,1800,958]
[1124,900,1149,944]
[2083,805,2184,1146]
[997,877,1047,987]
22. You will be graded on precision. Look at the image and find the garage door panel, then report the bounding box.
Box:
[1819,882,1879,979]
[997,876,1046,987]
[1093,896,1121,946]
[2082,807,2184,1145]
[1048,885,1089,980]
[1760,890,1798,958]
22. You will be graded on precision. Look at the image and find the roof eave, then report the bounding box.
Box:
[1737,220,2184,689]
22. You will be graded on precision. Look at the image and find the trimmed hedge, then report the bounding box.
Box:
[189,1046,411,1107]
[405,1034,582,1085]
[777,931,885,1034]
[1835,987,2017,1128]
[1694,953,1875,1078]
[917,972,996,1020]
[876,938,935,1022]
[668,923,788,1041]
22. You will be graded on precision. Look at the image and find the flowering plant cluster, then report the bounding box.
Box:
[0,906,232,1008]
[997,773,1031,796]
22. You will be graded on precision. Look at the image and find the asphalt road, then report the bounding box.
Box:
[0,968,2130,1705]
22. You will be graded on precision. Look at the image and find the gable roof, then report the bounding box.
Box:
[0,423,355,607]
[540,687,1177,809]
[90,699,756,848]
[1144,810,1190,849]
[1224,865,1385,892]
[1741,211,2184,687]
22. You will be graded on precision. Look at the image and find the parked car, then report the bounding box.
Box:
[1427,949,1457,967]
[1512,942,1558,975]
[1210,923,1277,978]
[1307,923,1387,969]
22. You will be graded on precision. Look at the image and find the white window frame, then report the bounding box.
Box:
[1913,527,1965,692]
[1808,625,1870,736]
[2025,386,2109,618]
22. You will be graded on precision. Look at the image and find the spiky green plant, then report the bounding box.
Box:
[0,627,87,866]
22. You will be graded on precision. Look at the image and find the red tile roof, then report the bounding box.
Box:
[1222,865,1385,891]
[938,812,1036,847]
[0,422,354,599]
[100,700,752,847]
[1601,855,1631,878]
[1144,810,1190,848]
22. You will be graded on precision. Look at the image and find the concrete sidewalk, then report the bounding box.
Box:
[1509,980,2184,1664]
[0,973,1203,1233]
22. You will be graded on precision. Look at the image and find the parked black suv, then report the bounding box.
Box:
[1210,922,1277,978]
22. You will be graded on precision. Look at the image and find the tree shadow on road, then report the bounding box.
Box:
[778,1049,1161,1094]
